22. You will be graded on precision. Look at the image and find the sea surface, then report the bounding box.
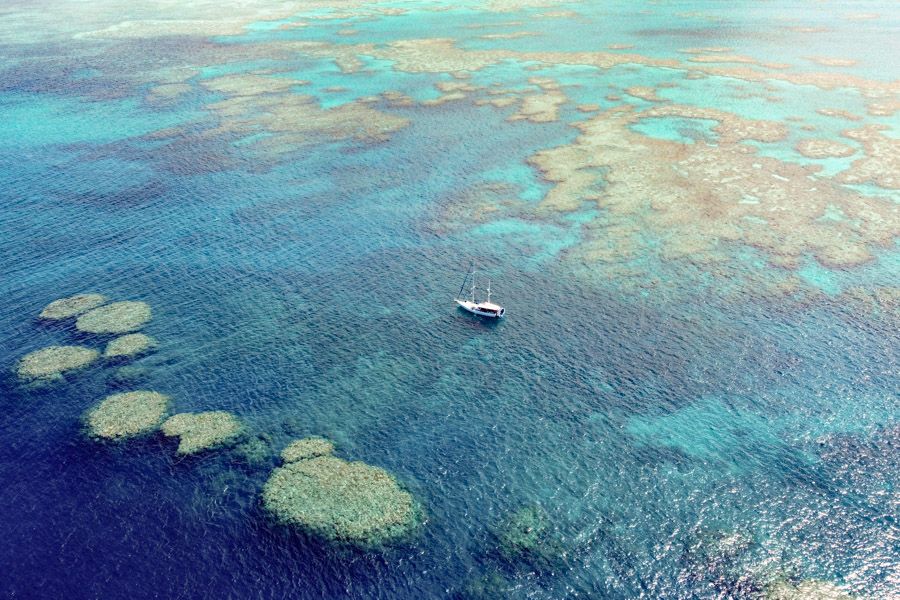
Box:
[0,1,897,598]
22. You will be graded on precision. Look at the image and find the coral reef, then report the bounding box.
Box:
[85,391,170,440]
[816,108,861,121]
[687,528,753,566]
[201,73,303,96]
[867,97,900,117]
[765,579,854,599]
[478,31,537,40]
[495,504,566,570]
[39,294,106,319]
[233,433,277,466]
[641,104,788,142]
[624,86,663,102]
[263,455,418,546]
[795,139,855,159]
[509,90,567,122]
[837,125,900,189]
[687,53,790,70]
[76,301,152,334]
[527,105,895,272]
[362,37,678,75]
[423,80,474,106]
[680,526,756,593]
[198,92,409,156]
[161,411,243,455]
[71,0,314,39]
[680,47,735,54]
[103,333,156,359]
[108,365,151,387]
[17,345,99,380]
[326,33,900,98]
[281,437,335,462]
[806,57,858,68]
[487,0,570,13]
[458,570,515,599]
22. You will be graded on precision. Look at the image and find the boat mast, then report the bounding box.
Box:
[456,262,473,300]
[486,280,491,304]
[470,270,477,303]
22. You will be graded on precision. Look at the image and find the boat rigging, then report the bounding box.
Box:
[455,263,505,318]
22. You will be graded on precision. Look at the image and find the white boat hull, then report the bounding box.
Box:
[456,299,505,318]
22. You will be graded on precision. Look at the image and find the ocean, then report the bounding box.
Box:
[0,1,897,598]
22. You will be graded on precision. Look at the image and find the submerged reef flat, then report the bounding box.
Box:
[281,437,334,462]
[103,333,156,359]
[495,504,567,570]
[263,455,419,546]
[76,301,151,334]
[680,527,756,592]
[39,294,106,319]
[109,365,152,387]
[85,391,170,440]
[234,433,277,467]
[684,527,753,567]
[765,579,854,599]
[17,345,99,380]
[460,570,516,600]
[161,411,243,455]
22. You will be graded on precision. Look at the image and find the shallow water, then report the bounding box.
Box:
[1,1,898,598]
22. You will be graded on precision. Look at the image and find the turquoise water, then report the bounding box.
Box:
[1,1,897,598]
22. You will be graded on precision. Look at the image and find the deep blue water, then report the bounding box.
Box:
[1,1,898,598]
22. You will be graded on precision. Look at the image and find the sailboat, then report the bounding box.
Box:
[455,264,505,318]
